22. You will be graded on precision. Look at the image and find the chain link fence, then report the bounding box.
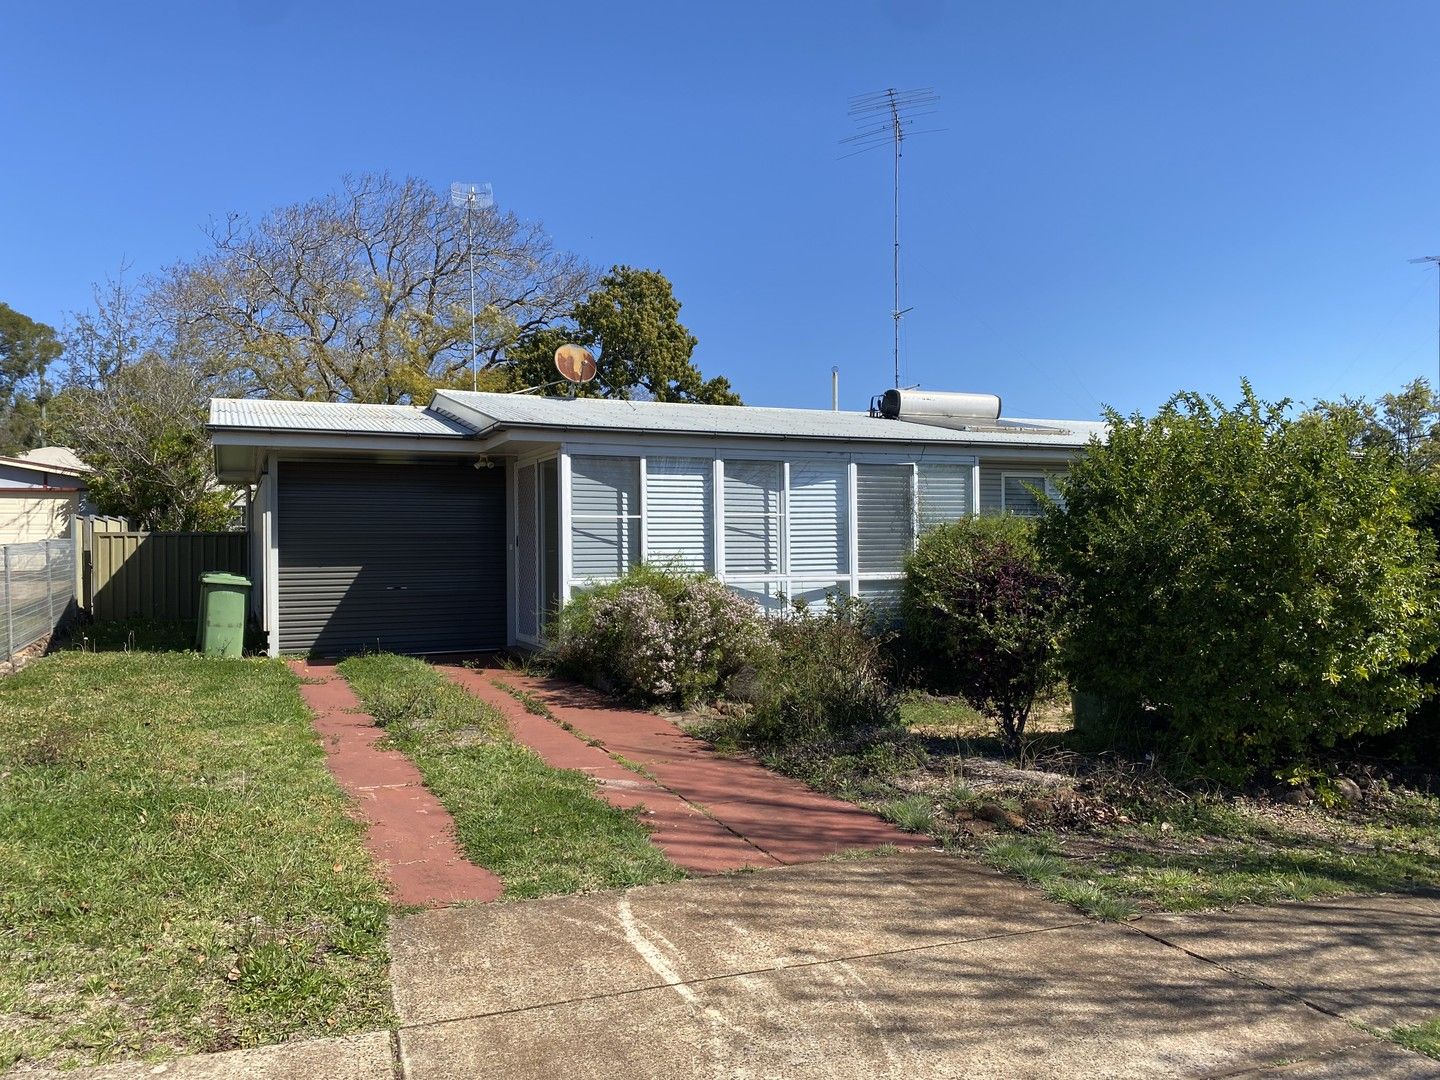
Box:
[1,539,77,666]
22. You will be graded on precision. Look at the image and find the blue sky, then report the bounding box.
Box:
[2,1,1437,418]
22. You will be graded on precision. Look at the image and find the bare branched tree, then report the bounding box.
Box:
[159,173,596,403]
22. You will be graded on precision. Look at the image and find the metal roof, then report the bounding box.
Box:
[431,391,1104,447]
[209,398,473,437]
[1,446,89,475]
[207,392,1105,450]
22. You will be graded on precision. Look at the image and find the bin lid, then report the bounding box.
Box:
[201,572,252,586]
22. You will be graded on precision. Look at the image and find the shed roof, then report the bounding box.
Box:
[208,398,473,437]
[12,446,89,474]
[431,391,1105,447]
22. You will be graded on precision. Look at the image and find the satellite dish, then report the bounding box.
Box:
[554,344,598,384]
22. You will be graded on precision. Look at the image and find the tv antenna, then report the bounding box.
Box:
[1411,255,1440,385]
[451,181,494,391]
[843,88,942,389]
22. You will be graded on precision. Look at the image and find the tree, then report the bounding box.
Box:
[1038,384,1440,781]
[52,276,236,531]
[902,516,1067,755]
[0,302,63,452]
[52,356,234,531]
[1316,377,1440,474]
[502,266,741,403]
[160,173,595,403]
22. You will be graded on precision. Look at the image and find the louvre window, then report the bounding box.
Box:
[723,460,784,576]
[570,456,640,580]
[787,461,847,575]
[1001,474,1049,518]
[856,464,914,574]
[645,457,713,571]
[917,463,971,532]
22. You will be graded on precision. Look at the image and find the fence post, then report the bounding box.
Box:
[3,547,12,664]
[44,540,55,628]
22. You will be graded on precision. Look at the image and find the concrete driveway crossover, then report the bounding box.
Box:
[389,851,1440,1079]
[50,852,1440,1079]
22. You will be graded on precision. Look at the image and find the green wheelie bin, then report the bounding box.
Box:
[197,572,251,657]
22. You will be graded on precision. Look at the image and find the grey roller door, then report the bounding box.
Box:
[278,460,505,655]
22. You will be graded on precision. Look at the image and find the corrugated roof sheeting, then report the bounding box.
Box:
[209,392,1105,448]
[209,398,474,437]
[432,391,1104,447]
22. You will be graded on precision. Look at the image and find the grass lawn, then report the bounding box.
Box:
[1387,1016,1440,1059]
[691,690,1440,922]
[338,654,683,899]
[0,651,391,1071]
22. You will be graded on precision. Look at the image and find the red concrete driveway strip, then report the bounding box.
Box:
[287,659,503,907]
[490,671,927,865]
[439,665,780,875]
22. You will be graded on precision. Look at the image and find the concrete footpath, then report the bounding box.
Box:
[58,852,1440,1079]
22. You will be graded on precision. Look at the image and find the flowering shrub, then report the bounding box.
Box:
[902,515,1067,755]
[545,566,773,706]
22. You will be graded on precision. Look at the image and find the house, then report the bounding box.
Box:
[0,446,92,545]
[209,391,1103,658]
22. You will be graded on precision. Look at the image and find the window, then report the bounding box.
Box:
[570,456,640,581]
[917,463,972,532]
[787,461,847,575]
[723,460,784,576]
[856,464,914,574]
[1001,473,1058,518]
[645,457,712,571]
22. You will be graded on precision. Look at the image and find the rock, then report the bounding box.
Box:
[975,802,1026,829]
[1333,777,1363,804]
[1282,788,1313,806]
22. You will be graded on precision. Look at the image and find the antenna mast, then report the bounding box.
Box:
[1411,255,1440,387]
[843,88,941,389]
[450,181,494,391]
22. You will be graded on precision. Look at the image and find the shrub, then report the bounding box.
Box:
[747,593,901,746]
[902,516,1067,755]
[1038,384,1440,783]
[544,565,772,706]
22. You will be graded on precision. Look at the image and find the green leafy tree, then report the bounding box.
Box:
[1316,377,1440,474]
[0,302,63,452]
[53,277,235,531]
[1039,383,1440,781]
[502,267,741,403]
[902,516,1067,755]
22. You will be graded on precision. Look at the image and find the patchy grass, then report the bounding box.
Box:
[700,690,1440,922]
[1387,1016,1440,1059]
[490,678,553,718]
[339,654,683,899]
[0,652,391,1071]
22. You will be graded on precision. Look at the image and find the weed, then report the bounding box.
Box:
[881,794,936,833]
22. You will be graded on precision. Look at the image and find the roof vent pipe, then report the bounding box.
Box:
[878,389,1002,428]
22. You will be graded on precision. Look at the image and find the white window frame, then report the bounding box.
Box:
[568,455,642,587]
[559,443,982,613]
